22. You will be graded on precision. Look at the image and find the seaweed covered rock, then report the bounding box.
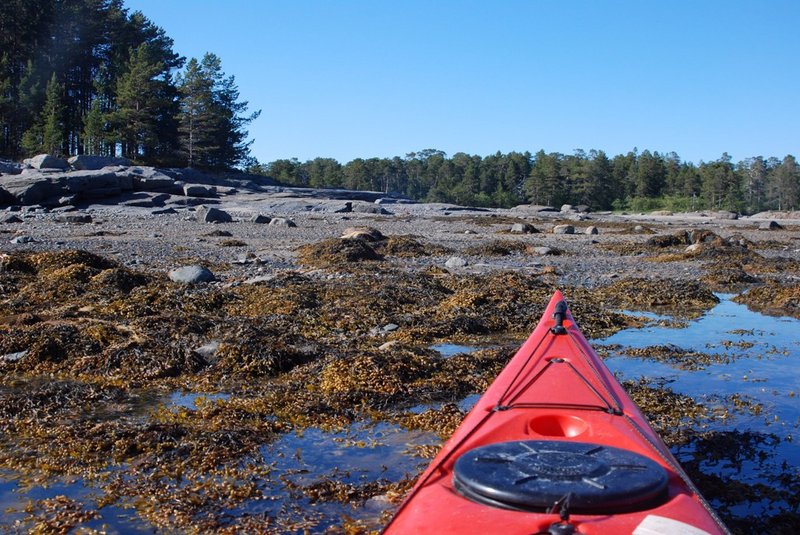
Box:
[593,278,719,315]
[701,264,758,292]
[379,235,451,257]
[646,231,690,248]
[319,350,439,399]
[734,283,800,318]
[464,240,528,256]
[296,238,383,267]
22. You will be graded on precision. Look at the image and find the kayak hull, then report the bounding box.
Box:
[383,290,729,535]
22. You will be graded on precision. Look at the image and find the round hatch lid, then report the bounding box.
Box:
[453,440,668,514]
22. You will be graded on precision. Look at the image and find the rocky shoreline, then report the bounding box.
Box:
[1,157,799,533]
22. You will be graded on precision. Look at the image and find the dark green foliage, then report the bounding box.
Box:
[0,0,256,169]
[177,53,259,169]
[249,148,799,214]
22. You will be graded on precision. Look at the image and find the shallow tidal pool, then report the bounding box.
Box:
[0,295,798,533]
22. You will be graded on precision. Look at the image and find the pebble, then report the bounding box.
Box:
[1,350,27,362]
[269,217,296,227]
[193,341,221,361]
[445,256,468,268]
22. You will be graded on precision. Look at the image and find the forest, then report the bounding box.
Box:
[0,0,258,170]
[1,1,797,214]
[251,150,799,215]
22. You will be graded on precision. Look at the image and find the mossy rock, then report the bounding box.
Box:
[296,238,383,267]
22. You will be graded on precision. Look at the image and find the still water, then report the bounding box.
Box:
[0,295,797,531]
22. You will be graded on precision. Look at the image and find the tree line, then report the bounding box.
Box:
[2,2,796,213]
[0,0,258,169]
[249,149,799,214]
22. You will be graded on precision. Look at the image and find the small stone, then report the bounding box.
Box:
[1,215,23,223]
[168,265,216,284]
[510,223,539,234]
[235,252,258,264]
[553,224,575,235]
[251,214,271,224]
[243,275,274,285]
[633,225,646,233]
[685,243,703,254]
[560,204,574,213]
[759,220,783,231]
[10,236,35,244]
[585,226,599,235]
[378,341,399,351]
[1,350,28,362]
[382,323,399,333]
[532,246,556,256]
[268,217,296,227]
[445,256,468,268]
[195,205,233,223]
[193,341,220,360]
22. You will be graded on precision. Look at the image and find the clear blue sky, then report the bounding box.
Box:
[124,0,798,165]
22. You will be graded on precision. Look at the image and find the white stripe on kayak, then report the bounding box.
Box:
[633,515,713,535]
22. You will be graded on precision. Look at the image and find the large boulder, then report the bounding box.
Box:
[183,183,216,197]
[351,202,392,215]
[0,159,23,175]
[68,155,131,170]
[0,168,134,206]
[23,154,69,170]
[126,167,179,193]
[0,173,58,204]
[63,170,125,194]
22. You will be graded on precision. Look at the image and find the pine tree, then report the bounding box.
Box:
[176,53,259,169]
[111,44,164,160]
[41,73,66,155]
[83,97,106,155]
[21,72,65,155]
[201,53,260,169]
[176,57,214,167]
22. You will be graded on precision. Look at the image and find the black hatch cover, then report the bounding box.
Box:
[452,440,669,514]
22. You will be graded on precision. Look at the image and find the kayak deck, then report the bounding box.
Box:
[383,290,729,535]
